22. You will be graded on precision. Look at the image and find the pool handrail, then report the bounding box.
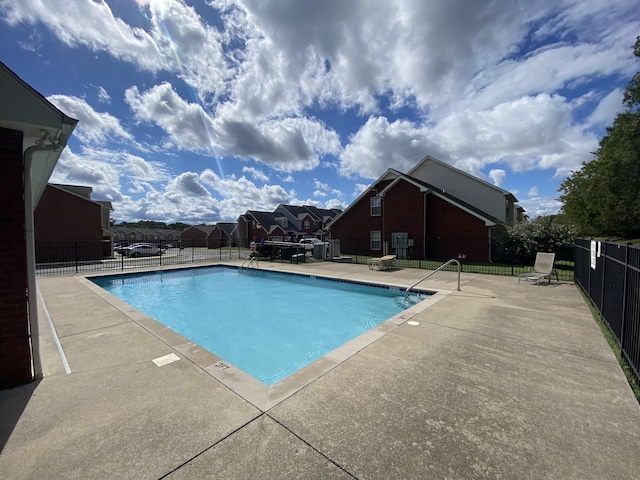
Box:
[240,252,258,269]
[404,258,461,301]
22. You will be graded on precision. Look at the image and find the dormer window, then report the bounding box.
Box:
[277,217,288,228]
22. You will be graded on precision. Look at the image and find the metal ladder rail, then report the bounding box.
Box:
[404,258,461,302]
[240,253,256,269]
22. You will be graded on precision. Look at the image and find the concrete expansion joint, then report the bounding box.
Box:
[265,412,360,479]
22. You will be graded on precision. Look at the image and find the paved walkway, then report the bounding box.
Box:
[1,261,639,479]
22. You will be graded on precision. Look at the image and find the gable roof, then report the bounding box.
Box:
[303,205,342,222]
[278,204,313,220]
[274,204,342,233]
[329,168,398,222]
[245,210,284,234]
[408,155,518,202]
[396,174,501,226]
[182,225,216,235]
[49,183,112,211]
[330,166,501,228]
[214,222,237,236]
[51,183,92,199]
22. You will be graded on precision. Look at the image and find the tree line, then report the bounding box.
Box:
[559,36,640,239]
[113,220,192,231]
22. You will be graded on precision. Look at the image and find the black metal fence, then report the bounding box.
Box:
[34,237,576,281]
[34,239,326,275]
[333,236,574,281]
[35,240,247,276]
[574,238,640,384]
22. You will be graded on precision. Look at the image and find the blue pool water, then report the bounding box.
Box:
[91,266,418,385]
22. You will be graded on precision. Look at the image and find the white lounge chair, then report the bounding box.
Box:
[368,255,396,271]
[518,252,558,285]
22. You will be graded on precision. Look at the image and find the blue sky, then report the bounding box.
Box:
[1,0,638,224]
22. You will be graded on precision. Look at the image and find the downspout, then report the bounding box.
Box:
[381,195,385,255]
[24,144,55,380]
[424,192,428,259]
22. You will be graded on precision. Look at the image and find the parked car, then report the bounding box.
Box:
[114,242,129,254]
[299,238,327,250]
[123,243,164,257]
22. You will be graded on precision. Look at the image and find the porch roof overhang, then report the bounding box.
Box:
[0,62,78,207]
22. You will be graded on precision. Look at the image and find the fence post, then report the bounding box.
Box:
[600,241,607,316]
[620,243,630,350]
[355,237,358,264]
[74,241,79,274]
[587,238,592,297]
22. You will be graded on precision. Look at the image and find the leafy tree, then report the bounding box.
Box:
[559,36,640,238]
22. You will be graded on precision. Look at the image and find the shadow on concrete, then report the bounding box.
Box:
[0,380,40,453]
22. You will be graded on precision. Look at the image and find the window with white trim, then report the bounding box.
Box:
[370,231,381,250]
[370,196,381,216]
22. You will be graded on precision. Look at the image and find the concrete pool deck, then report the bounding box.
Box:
[1,261,639,479]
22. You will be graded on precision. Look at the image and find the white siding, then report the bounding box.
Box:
[410,159,508,222]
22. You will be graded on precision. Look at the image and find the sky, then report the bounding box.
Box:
[1,0,638,225]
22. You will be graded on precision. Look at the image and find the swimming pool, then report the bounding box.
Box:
[91,266,426,385]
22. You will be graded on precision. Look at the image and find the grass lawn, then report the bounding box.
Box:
[347,256,575,282]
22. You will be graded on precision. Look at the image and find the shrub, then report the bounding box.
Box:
[493,216,576,264]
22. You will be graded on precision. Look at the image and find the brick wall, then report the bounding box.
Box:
[180,227,209,248]
[34,185,106,262]
[425,195,490,262]
[35,185,103,242]
[0,127,32,388]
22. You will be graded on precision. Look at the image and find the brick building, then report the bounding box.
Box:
[329,155,523,262]
[180,225,215,248]
[35,184,113,262]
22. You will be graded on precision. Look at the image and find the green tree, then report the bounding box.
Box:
[116,220,194,231]
[559,36,640,238]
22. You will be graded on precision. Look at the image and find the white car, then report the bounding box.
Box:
[299,238,327,250]
[124,243,164,257]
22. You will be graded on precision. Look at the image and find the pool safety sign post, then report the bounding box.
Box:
[590,240,600,270]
